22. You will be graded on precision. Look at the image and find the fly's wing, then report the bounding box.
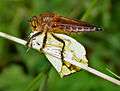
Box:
[51,16,103,33]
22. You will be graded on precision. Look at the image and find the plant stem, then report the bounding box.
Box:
[24,72,44,91]
[72,54,120,85]
[106,68,120,79]
[0,32,26,45]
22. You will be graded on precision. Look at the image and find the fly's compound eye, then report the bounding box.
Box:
[29,16,38,30]
[31,20,37,28]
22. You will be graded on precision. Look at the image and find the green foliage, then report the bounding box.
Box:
[0,65,31,91]
[0,0,120,91]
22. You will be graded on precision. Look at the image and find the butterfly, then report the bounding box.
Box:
[27,12,102,77]
[29,32,88,77]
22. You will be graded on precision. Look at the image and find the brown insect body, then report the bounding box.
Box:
[29,13,102,34]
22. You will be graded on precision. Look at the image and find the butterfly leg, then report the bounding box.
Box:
[26,32,41,47]
[51,34,65,62]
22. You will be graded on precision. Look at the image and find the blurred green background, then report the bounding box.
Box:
[0,0,120,91]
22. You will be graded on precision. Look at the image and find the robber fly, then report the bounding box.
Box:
[27,12,103,62]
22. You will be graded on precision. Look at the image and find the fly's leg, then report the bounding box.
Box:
[39,24,51,51]
[51,34,65,63]
[26,32,41,47]
[40,32,47,51]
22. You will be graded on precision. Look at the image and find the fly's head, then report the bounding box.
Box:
[29,15,43,32]
[29,13,56,32]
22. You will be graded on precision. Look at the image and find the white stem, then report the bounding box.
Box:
[0,32,26,45]
[0,32,120,85]
[86,67,120,85]
[68,60,120,85]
